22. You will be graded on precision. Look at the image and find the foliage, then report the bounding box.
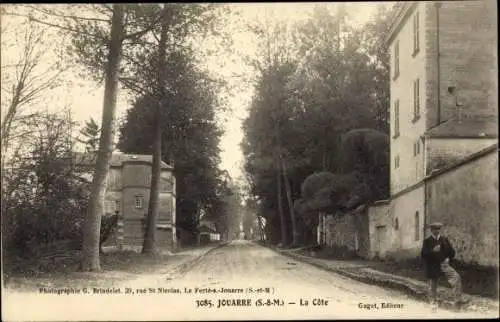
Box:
[297,172,359,214]
[117,48,227,244]
[99,214,118,253]
[2,112,90,260]
[300,172,337,200]
[215,179,243,240]
[340,128,389,173]
[340,128,390,200]
[296,129,389,215]
[242,4,395,245]
[76,117,100,154]
[62,3,231,88]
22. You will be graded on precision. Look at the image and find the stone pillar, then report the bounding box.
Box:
[171,191,178,251]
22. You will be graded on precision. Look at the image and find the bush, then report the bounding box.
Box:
[2,112,90,262]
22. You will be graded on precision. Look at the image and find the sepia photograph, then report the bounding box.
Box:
[1,1,498,320]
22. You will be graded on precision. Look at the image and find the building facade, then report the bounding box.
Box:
[369,144,498,266]
[197,219,220,244]
[387,0,497,195]
[368,0,498,263]
[79,153,177,251]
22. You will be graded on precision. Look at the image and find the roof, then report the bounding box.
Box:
[425,142,498,179]
[72,152,173,169]
[198,225,217,234]
[425,118,498,138]
[197,219,217,233]
[384,2,418,46]
[110,153,173,169]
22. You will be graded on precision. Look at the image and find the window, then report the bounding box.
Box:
[394,155,400,169]
[114,200,121,213]
[393,40,400,79]
[394,217,399,230]
[413,141,421,156]
[394,100,400,138]
[412,12,420,56]
[413,78,420,121]
[135,196,144,209]
[414,211,420,241]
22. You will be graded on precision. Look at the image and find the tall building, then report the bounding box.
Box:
[367,0,498,263]
[75,152,177,251]
[386,0,497,196]
[105,153,177,250]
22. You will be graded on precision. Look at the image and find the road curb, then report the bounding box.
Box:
[284,250,425,296]
[172,242,228,276]
[271,247,481,312]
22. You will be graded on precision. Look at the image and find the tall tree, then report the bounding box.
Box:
[242,13,300,246]
[80,4,124,271]
[118,48,226,246]
[8,3,171,270]
[281,159,298,245]
[116,4,232,248]
[242,4,395,244]
[142,4,168,254]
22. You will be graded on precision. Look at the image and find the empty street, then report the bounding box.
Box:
[3,241,497,321]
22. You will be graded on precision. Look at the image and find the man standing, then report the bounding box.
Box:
[421,222,466,310]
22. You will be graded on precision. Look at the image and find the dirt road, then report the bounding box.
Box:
[3,240,497,320]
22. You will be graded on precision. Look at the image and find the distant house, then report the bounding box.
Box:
[75,152,177,251]
[197,218,220,244]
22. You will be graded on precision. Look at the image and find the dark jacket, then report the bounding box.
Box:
[421,235,456,279]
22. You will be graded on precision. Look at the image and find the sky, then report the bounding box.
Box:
[1,3,383,183]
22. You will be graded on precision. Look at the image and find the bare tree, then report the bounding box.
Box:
[1,24,63,145]
[1,14,66,210]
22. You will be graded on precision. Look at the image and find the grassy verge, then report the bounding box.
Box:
[3,250,189,291]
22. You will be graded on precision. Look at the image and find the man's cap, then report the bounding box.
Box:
[428,222,443,229]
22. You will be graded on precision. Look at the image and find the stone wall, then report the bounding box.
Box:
[368,183,425,261]
[392,185,425,258]
[324,207,370,258]
[370,144,498,266]
[368,201,391,259]
[426,145,498,267]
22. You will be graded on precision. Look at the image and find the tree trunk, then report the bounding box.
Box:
[281,158,298,246]
[322,125,328,171]
[81,4,124,271]
[258,216,264,241]
[275,134,287,247]
[142,106,162,254]
[142,5,168,254]
[276,156,287,246]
